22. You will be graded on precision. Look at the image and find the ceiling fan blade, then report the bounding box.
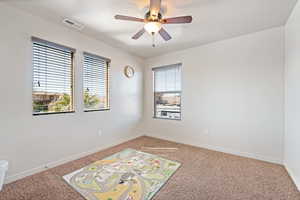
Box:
[132,28,146,40]
[115,15,144,22]
[162,16,193,24]
[159,27,172,41]
[150,0,161,16]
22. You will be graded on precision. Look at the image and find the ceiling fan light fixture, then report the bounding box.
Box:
[144,22,162,34]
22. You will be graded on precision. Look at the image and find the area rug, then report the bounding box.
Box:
[63,148,181,200]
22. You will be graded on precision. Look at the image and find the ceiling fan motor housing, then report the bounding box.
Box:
[145,11,162,22]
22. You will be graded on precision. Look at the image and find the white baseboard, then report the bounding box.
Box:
[4,132,285,185]
[145,134,283,165]
[199,143,283,164]
[285,165,300,191]
[5,133,143,184]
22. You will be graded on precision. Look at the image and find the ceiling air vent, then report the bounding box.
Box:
[62,18,84,31]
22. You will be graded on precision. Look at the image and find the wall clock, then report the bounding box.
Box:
[124,66,135,78]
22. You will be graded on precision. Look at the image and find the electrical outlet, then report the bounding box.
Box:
[98,130,102,137]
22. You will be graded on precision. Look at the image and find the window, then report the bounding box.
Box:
[83,52,110,111]
[153,63,182,120]
[32,37,75,115]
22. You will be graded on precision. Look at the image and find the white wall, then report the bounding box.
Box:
[140,27,285,164]
[285,0,300,190]
[0,2,292,186]
[0,4,144,182]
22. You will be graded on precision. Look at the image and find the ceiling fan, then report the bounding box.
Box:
[114,0,192,47]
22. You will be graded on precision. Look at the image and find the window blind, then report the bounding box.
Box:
[32,37,74,114]
[83,52,110,111]
[153,63,182,120]
[153,64,181,92]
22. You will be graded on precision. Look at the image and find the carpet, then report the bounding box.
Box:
[63,148,181,200]
[1,136,299,200]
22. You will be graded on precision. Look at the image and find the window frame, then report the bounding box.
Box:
[31,37,75,116]
[83,52,111,112]
[153,63,182,121]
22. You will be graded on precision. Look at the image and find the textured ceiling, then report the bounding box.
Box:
[4,0,297,58]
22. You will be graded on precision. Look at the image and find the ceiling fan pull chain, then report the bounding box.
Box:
[152,32,156,47]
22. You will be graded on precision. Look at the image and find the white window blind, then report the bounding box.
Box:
[153,64,181,92]
[32,37,75,115]
[153,63,182,120]
[83,52,110,111]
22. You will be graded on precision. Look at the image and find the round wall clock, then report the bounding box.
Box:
[124,66,135,78]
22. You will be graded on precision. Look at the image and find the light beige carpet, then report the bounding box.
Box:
[0,136,299,200]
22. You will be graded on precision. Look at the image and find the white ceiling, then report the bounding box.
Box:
[5,0,297,58]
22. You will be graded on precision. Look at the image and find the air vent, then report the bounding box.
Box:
[62,18,84,31]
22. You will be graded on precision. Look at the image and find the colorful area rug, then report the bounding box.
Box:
[63,148,181,200]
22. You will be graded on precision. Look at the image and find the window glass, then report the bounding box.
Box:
[83,52,110,111]
[32,38,74,115]
[153,64,182,120]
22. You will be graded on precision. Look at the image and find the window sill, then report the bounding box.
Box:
[152,116,182,121]
[84,109,110,112]
[33,111,75,116]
